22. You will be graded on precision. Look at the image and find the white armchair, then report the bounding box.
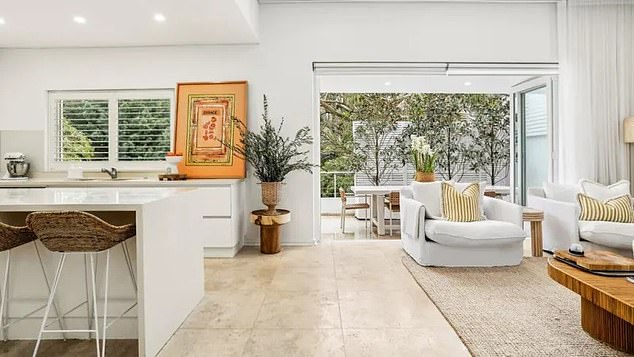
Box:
[527,187,579,252]
[528,186,634,257]
[400,186,526,267]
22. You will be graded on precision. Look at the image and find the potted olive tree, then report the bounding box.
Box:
[229,95,314,214]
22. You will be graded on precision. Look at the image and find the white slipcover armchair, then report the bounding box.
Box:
[527,186,634,257]
[400,186,526,267]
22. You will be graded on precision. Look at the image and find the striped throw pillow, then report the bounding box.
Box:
[577,193,634,223]
[441,182,482,222]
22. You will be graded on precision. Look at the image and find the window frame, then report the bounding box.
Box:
[47,89,175,172]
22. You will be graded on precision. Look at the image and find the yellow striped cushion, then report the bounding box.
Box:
[577,193,634,223]
[441,182,482,222]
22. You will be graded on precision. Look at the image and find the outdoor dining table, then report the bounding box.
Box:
[350,185,404,235]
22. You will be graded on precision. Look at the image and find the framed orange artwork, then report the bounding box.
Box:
[174,81,247,178]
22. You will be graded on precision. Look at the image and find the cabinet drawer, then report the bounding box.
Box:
[197,187,232,217]
[201,218,235,248]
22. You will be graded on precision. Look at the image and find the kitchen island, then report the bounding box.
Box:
[0,178,246,258]
[0,187,205,356]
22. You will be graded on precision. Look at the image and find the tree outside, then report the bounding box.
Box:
[348,94,408,186]
[320,92,511,196]
[405,93,472,181]
[465,94,510,185]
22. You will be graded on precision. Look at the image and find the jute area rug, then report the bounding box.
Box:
[402,256,630,357]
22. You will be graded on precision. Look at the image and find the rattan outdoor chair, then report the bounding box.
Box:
[339,188,370,233]
[27,211,137,357]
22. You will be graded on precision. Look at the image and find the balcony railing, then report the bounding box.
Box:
[320,171,355,198]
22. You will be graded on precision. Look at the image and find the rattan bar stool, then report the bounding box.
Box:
[27,211,137,357]
[0,222,66,341]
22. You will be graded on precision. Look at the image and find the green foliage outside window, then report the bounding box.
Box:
[59,98,171,162]
[61,118,94,160]
[118,99,171,161]
[320,92,510,196]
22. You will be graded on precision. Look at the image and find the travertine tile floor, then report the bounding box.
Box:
[2,215,532,356]
[320,215,401,241]
[157,236,473,357]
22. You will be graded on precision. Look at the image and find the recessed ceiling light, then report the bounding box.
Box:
[0,18,5,25]
[464,81,472,86]
[73,16,86,24]
[154,13,166,22]
[384,81,392,86]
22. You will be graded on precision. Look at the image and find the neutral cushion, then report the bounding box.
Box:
[579,179,630,201]
[441,182,481,222]
[411,181,442,219]
[578,220,634,250]
[452,181,486,219]
[577,193,634,223]
[543,182,579,203]
[424,219,526,247]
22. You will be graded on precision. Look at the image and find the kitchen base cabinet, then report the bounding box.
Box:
[193,181,246,258]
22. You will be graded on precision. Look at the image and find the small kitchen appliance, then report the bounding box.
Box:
[3,152,30,180]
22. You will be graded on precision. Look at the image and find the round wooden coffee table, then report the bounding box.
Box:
[250,209,290,254]
[548,258,634,353]
[523,208,544,257]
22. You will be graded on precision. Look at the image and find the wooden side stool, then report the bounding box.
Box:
[523,208,544,257]
[250,209,291,254]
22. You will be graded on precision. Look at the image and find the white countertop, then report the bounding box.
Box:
[0,187,196,211]
[0,177,244,188]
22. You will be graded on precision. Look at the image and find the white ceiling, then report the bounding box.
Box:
[318,74,532,94]
[0,0,259,48]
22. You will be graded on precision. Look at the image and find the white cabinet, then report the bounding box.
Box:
[193,182,245,257]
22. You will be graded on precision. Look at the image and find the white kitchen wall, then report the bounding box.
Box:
[0,131,45,175]
[0,2,558,245]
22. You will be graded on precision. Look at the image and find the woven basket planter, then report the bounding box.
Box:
[415,171,435,182]
[261,182,282,214]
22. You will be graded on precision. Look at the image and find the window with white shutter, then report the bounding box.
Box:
[48,89,174,170]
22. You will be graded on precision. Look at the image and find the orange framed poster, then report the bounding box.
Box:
[174,81,247,178]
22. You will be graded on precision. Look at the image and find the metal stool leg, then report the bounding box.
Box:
[101,250,110,357]
[121,241,137,292]
[84,254,93,339]
[0,250,10,341]
[33,253,66,357]
[33,242,67,340]
[89,253,101,357]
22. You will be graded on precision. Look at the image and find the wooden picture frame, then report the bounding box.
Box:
[174,81,247,178]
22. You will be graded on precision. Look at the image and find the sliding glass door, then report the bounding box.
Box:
[511,77,556,205]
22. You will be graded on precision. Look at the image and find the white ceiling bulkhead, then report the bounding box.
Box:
[0,0,259,48]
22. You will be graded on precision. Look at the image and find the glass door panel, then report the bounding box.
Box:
[511,78,554,205]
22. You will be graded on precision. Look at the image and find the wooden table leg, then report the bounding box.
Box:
[260,225,281,254]
[530,221,543,257]
[581,298,634,353]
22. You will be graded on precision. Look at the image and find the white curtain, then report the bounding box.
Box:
[559,0,634,185]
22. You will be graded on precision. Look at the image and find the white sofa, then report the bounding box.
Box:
[527,186,634,257]
[400,186,526,267]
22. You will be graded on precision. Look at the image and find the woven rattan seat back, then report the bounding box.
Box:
[387,191,400,206]
[339,188,347,204]
[0,223,37,252]
[26,211,136,252]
